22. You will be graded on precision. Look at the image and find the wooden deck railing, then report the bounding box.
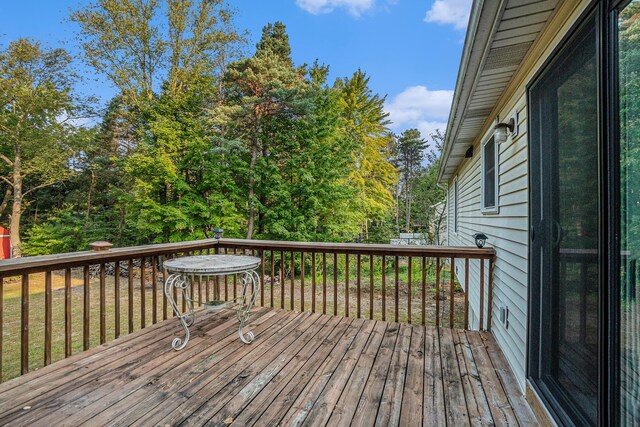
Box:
[0,238,494,382]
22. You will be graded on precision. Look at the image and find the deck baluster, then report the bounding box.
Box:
[114,262,121,338]
[44,271,52,366]
[21,274,29,374]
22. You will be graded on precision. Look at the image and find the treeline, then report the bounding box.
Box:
[0,0,445,256]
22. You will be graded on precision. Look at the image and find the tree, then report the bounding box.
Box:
[0,39,82,256]
[335,70,397,238]
[71,0,245,107]
[411,130,446,244]
[223,22,309,238]
[394,128,428,231]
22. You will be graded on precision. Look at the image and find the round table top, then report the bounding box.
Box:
[163,255,261,275]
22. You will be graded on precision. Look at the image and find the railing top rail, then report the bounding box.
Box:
[213,238,495,258]
[0,237,495,276]
[0,238,220,276]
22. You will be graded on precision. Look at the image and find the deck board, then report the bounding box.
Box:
[0,308,537,426]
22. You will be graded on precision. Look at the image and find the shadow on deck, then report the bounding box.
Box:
[0,307,536,426]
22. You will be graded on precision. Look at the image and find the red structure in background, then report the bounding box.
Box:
[0,226,11,259]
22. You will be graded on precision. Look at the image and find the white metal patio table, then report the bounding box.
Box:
[163,254,261,350]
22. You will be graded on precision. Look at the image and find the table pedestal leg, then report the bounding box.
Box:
[164,273,195,350]
[238,270,259,344]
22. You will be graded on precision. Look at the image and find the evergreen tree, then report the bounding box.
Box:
[335,70,397,239]
[395,128,428,232]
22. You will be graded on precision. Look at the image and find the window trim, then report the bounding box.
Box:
[481,135,500,214]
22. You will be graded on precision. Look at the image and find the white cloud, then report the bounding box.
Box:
[424,0,472,30]
[295,0,375,16]
[386,85,452,127]
[385,85,452,138]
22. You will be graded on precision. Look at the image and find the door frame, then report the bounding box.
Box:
[526,0,628,425]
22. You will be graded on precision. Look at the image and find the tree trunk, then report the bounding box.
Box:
[405,178,411,232]
[85,169,95,230]
[394,183,400,230]
[10,153,22,257]
[246,136,258,239]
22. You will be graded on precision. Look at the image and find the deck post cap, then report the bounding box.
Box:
[90,241,113,252]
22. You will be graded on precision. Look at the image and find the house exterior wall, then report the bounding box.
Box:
[445,0,592,391]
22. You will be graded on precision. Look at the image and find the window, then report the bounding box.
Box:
[481,136,498,212]
[453,177,459,234]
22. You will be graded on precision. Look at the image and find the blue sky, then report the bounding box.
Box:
[0,0,471,137]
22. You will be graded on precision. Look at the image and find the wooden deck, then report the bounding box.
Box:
[0,307,536,426]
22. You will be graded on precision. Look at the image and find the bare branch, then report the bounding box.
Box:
[0,176,13,187]
[0,153,14,167]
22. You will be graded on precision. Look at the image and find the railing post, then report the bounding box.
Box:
[115,262,121,338]
[83,266,90,351]
[345,254,350,318]
[333,252,338,316]
[435,258,440,327]
[65,269,71,357]
[311,252,316,313]
[487,257,494,332]
[479,259,485,331]
[280,250,285,310]
[21,274,29,374]
[100,263,106,344]
[382,256,386,321]
[300,251,305,312]
[261,251,265,307]
[421,257,426,326]
[394,256,399,323]
[128,260,134,333]
[407,256,412,324]
[44,271,52,366]
[290,251,295,311]
[369,255,374,320]
[322,253,327,315]
[140,258,146,329]
[464,258,469,330]
[152,256,158,324]
[356,254,361,319]
[270,250,275,308]
[449,257,455,328]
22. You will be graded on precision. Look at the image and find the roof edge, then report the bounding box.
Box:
[437,0,504,184]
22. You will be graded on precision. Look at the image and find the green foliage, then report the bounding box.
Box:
[9,15,434,254]
[335,70,397,227]
[0,38,87,255]
[410,130,446,244]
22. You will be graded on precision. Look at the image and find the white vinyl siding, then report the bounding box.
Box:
[448,100,529,389]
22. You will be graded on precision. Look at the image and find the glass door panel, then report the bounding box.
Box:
[530,13,599,426]
[618,1,640,424]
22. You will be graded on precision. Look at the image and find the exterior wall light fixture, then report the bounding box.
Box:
[473,233,488,249]
[494,118,515,144]
[213,228,224,240]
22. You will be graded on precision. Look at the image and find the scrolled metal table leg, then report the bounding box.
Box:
[164,273,195,350]
[237,270,259,344]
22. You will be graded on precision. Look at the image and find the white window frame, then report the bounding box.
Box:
[453,176,459,235]
[481,136,499,214]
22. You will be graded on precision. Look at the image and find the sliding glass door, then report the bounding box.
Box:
[529,12,600,426]
[528,1,640,424]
